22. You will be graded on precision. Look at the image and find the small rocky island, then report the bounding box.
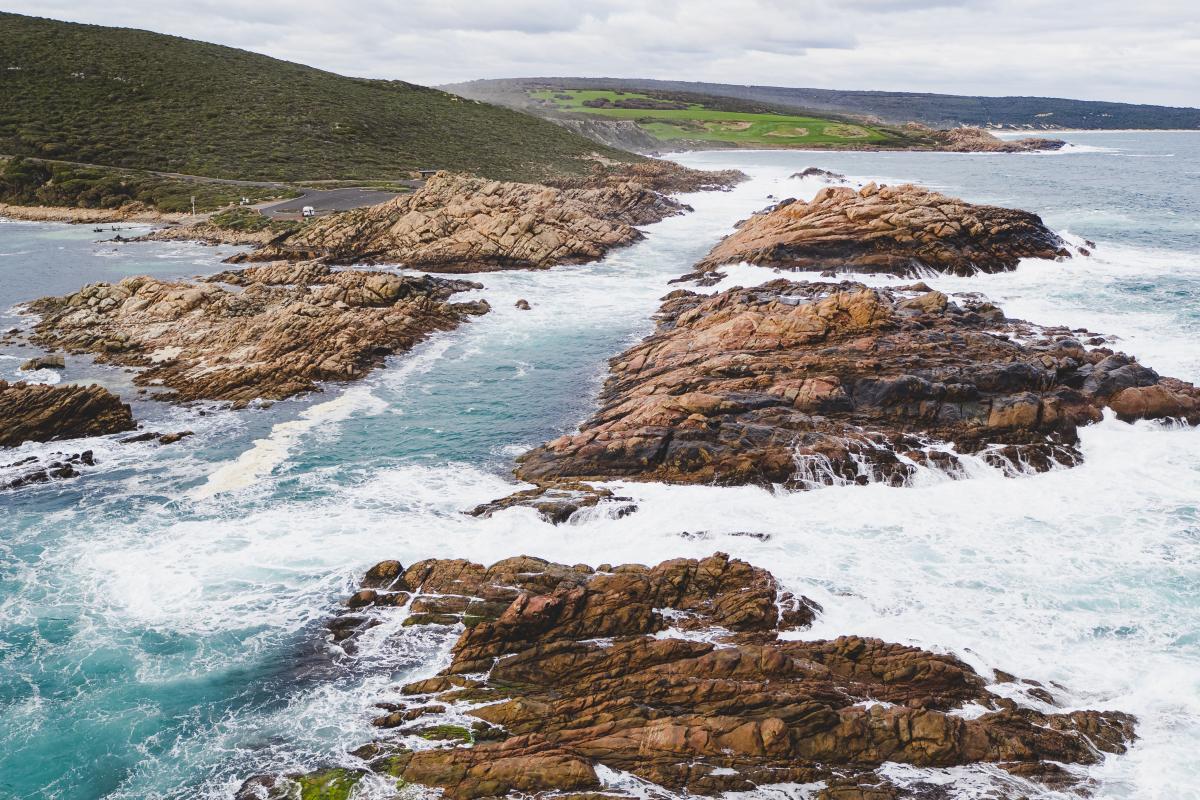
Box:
[237,553,1135,800]
[689,183,1073,281]
[512,280,1199,490]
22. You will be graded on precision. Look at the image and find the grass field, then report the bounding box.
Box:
[530,89,892,147]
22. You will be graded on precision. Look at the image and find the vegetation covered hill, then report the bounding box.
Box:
[446,77,1200,131]
[0,13,639,182]
[524,88,921,149]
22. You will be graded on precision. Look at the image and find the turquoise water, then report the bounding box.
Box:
[1,132,1199,799]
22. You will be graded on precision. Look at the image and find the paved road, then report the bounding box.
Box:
[257,187,410,217]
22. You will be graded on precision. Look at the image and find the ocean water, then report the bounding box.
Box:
[1,131,1198,799]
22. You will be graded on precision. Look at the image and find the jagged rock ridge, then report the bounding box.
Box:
[237,553,1136,800]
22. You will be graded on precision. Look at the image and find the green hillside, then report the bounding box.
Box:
[527,88,910,148]
[448,77,1200,131]
[0,13,639,182]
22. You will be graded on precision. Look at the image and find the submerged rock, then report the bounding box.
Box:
[238,171,691,271]
[0,380,135,447]
[469,480,636,524]
[693,183,1071,277]
[511,280,1200,488]
[2,449,95,489]
[245,553,1135,799]
[25,262,487,404]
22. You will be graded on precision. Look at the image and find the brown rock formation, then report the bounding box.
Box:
[693,183,1071,278]
[909,124,1067,153]
[511,280,1199,489]
[139,219,288,247]
[0,380,135,447]
[239,171,692,270]
[24,262,487,405]
[244,553,1135,799]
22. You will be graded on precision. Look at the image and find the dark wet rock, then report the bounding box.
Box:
[3,449,95,489]
[511,280,1199,488]
[0,380,135,447]
[246,553,1135,799]
[469,480,637,524]
[791,167,848,182]
[515,298,532,310]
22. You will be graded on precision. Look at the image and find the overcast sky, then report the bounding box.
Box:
[7,1,1199,106]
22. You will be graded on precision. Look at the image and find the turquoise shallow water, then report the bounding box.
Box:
[1,132,1199,799]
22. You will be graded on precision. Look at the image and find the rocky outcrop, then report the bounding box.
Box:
[0,380,135,447]
[238,172,691,271]
[3,450,95,489]
[24,262,487,405]
[693,183,1072,278]
[241,553,1135,799]
[910,124,1067,153]
[511,280,1200,489]
[469,480,636,524]
[139,220,286,247]
[791,167,848,183]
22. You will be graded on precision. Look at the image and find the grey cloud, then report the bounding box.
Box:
[3,0,1197,105]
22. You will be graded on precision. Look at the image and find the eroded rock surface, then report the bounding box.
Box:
[694,183,1071,277]
[915,125,1067,153]
[24,262,487,404]
[512,280,1199,489]
[0,380,135,447]
[239,171,691,270]
[242,553,1135,799]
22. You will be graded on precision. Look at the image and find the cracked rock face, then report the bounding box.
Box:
[694,183,1071,277]
[25,262,487,405]
[246,171,690,271]
[241,553,1135,800]
[511,280,1200,489]
[0,380,134,447]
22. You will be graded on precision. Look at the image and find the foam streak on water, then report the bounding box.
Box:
[1,132,1199,800]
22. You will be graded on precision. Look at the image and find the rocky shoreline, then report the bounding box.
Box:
[23,262,488,405]
[0,201,188,225]
[232,170,703,270]
[236,553,1135,800]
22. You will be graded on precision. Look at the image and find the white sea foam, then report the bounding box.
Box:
[5,142,1199,800]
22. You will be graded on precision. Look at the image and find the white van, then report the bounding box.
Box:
[301,206,316,218]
